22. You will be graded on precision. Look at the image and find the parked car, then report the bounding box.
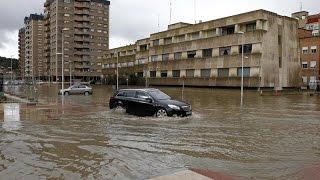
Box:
[59,84,93,96]
[109,88,192,117]
[309,80,320,90]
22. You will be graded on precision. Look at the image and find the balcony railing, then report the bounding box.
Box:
[75,9,90,15]
[74,2,90,8]
[74,36,90,42]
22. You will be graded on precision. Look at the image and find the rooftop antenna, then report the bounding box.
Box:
[157,14,160,32]
[194,0,197,24]
[300,1,303,11]
[169,0,172,24]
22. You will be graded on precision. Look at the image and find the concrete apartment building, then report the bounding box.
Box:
[18,28,26,80]
[292,11,320,87]
[43,0,110,82]
[23,14,45,80]
[103,10,301,89]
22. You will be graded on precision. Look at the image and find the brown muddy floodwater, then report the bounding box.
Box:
[0,84,320,179]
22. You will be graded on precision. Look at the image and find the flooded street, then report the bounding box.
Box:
[1,85,320,179]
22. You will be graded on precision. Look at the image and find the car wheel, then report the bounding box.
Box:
[84,92,89,96]
[156,108,167,118]
[117,101,125,109]
[64,91,69,96]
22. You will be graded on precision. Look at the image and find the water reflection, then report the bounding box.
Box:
[2,103,21,131]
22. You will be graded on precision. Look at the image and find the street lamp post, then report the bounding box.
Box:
[10,55,13,83]
[237,31,245,107]
[57,28,69,95]
[69,61,72,86]
[116,51,119,90]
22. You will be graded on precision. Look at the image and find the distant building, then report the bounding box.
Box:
[103,10,301,89]
[43,0,110,82]
[292,11,320,87]
[18,28,25,79]
[23,14,45,80]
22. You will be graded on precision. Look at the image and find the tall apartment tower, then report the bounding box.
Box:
[18,28,26,80]
[24,14,45,80]
[44,0,110,82]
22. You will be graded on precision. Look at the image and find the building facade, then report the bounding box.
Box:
[44,0,110,82]
[103,10,301,89]
[293,11,320,87]
[23,14,45,80]
[18,28,26,80]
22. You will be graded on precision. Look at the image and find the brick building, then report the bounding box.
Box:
[292,11,320,87]
[18,28,26,79]
[43,0,110,82]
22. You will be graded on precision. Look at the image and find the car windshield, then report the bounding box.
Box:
[148,90,171,100]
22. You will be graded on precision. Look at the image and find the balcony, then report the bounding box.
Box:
[74,50,90,55]
[74,64,91,69]
[75,29,90,35]
[75,43,90,49]
[75,9,90,15]
[74,36,90,42]
[74,2,90,8]
[74,16,90,22]
[74,23,90,28]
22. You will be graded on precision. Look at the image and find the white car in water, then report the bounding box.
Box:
[59,84,93,96]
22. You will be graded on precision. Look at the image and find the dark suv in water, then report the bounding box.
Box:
[109,88,192,117]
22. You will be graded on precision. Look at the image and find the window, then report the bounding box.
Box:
[202,49,212,58]
[311,46,317,54]
[246,23,256,32]
[172,70,180,78]
[140,45,147,51]
[279,57,282,68]
[164,37,172,45]
[64,0,70,3]
[302,47,308,54]
[136,91,149,100]
[218,68,229,77]
[239,44,252,54]
[153,39,160,46]
[151,55,158,62]
[175,35,185,42]
[161,71,168,77]
[312,30,319,37]
[221,26,235,36]
[186,69,195,78]
[310,61,317,68]
[64,13,70,17]
[162,54,169,61]
[201,69,211,78]
[302,76,307,83]
[137,72,144,77]
[191,32,200,40]
[187,51,196,58]
[125,90,136,98]
[219,46,231,56]
[150,71,156,77]
[302,62,308,69]
[237,67,250,77]
[174,52,182,60]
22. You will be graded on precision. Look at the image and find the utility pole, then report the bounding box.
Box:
[116,51,119,90]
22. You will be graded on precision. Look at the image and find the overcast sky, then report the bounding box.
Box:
[0,0,319,59]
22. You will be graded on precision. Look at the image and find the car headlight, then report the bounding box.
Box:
[168,104,180,110]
